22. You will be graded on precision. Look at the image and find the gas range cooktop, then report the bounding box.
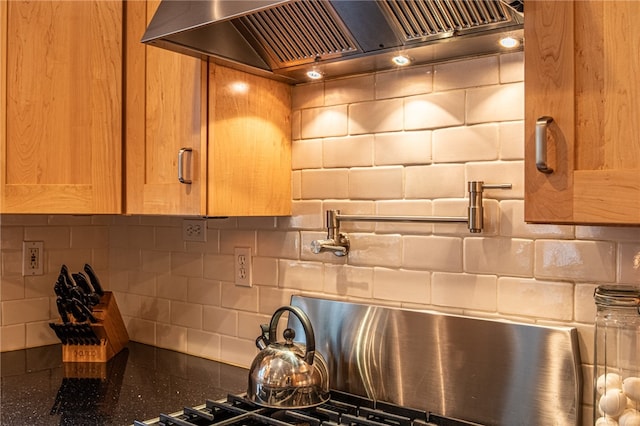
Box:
[134,391,483,426]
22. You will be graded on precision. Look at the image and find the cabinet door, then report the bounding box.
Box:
[1,1,122,214]
[125,0,206,216]
[525,0,640,224]
[208,64,291,216]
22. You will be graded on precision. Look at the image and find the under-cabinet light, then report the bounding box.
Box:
[392,55,412,66]
[306,69,323,80]
[499,36,520,49]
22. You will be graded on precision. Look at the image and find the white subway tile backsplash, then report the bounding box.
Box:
[140,296,170,323]
[1,226,23,250]
[534,240,616,282]
[323,135,374,167]
[373,268,430,304]
[292,139,323,170]
[464,237,533,276]
[203,254,234,283]
[618,242,640,284]
[282,201,323,230]
[497,277,574,321]
[2,297,50,326]
[500,200,574,239]
[404,91,466,130]
[301,105,348,139]
[349,99,404,135]
[157,274,188,301]
[498,121,525,160]
[375,65,433,99]
[26,320,58,347]
[432,124,499,163]
[349,166,403,199]
[324,265,373,298]
[203,306,237,336]
[171,301,202,329]
[70,226,109,249]
[1,324,25,352]
[374,130,432,166]
[300,169,349,199]
[499,52,524,83]
[187,329,220,360]
[187,277,221,305]
[434,56,499,91]
[221,283,259,312]
[257,231,300,259]
[128,271,156,297]
[347,234,403,268]
[251,257,279,287]
[466,82,524,124]
[405,164,466,199]
[220,336,257,367]
[431,272,497,311]
[278,260,324,291]
[156,323,187,353]
[292,82,324,110]
[325,75,375,105]
[403,235,463,271]
[171,252,204,277]
[575,283,598,324]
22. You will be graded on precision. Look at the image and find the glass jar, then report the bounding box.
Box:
[594,285,640,425]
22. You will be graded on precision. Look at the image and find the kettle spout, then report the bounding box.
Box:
[255,323,270,350]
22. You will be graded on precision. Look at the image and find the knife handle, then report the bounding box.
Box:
[84,264,105,297]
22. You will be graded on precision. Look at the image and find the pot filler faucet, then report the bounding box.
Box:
[311,181,511,257]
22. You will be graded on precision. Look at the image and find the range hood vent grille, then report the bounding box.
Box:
[141,0,524,84]
[238,1,360,66]
[380,0,511,42]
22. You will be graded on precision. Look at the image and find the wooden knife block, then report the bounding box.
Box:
[60,291,129,363]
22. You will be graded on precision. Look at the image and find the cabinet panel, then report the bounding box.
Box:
[524,0,640,225]
[208,64,291,216]
[125,0,206,216]
[2,1,122,214]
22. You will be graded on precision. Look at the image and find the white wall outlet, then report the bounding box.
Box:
[182,219,207,242]
[234,247,252,287]
[22,241,44,276]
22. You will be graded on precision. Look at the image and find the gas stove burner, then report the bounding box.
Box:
[134,391,484,426]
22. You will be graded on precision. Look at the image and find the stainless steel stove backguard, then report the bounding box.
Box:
[289,296,582,426]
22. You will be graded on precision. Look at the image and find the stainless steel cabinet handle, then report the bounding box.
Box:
[178,147,193,184]
[535,116,554,174]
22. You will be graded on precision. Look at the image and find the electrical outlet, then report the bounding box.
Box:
[22,241,44,276]
[182,219,207,242]
[234,247,252,287]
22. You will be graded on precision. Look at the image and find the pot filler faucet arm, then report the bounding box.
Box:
[311,181,512,257]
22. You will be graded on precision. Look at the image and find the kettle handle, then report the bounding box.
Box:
[268,306,316,365]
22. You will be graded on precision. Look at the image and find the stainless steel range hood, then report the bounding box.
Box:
[141,0,524,84]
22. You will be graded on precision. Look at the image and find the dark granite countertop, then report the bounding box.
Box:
[0,342,249,425]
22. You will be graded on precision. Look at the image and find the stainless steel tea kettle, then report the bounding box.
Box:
[247,305,330,408]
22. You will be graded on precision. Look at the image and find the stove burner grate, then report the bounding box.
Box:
[134,392,484,426]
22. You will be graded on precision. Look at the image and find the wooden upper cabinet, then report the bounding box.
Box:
[208,63,291,217]
[525,1,640,225]
[126,1,291,217]
[125,0,206,216]
[1,1,123,214]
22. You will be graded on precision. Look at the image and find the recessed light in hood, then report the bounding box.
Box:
[141,0,524,84]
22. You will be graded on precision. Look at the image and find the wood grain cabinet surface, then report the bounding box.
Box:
[125,0,291,217]
[525,0,640,225]
[1,1,123,214]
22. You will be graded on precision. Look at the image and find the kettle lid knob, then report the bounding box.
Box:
[283,328,295,344]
